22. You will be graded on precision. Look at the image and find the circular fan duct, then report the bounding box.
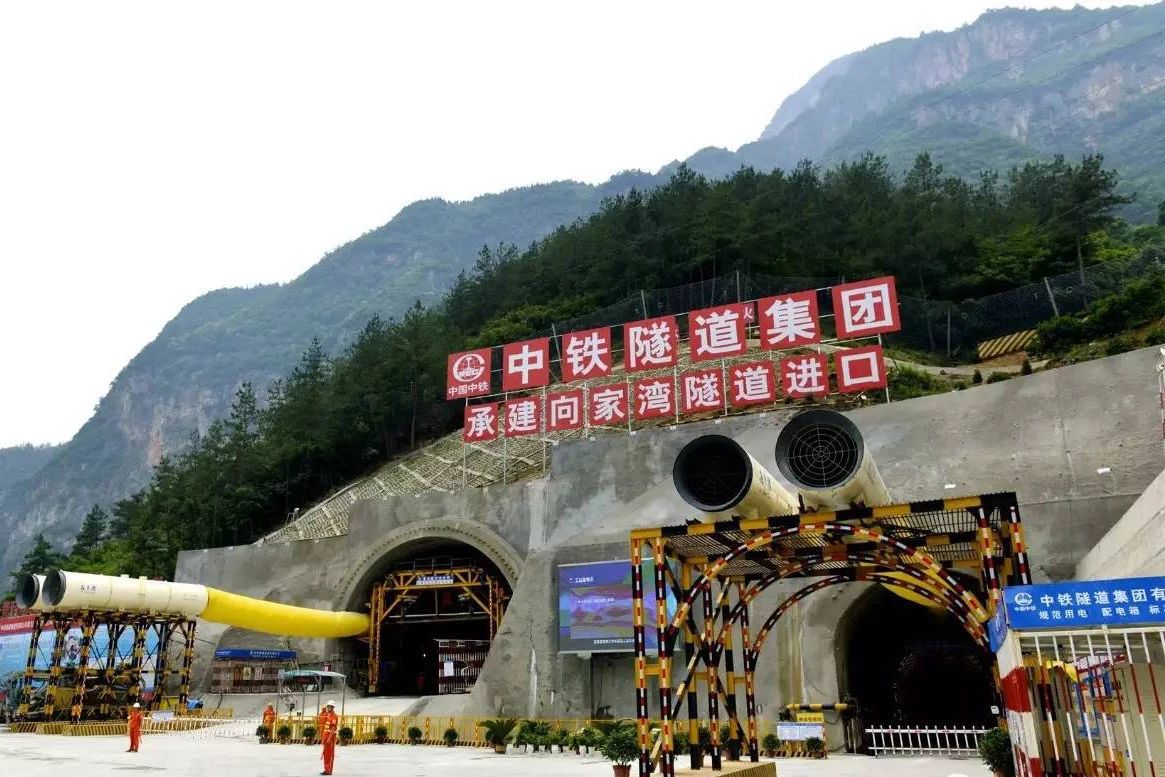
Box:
[774,409,890,510]
[673,434,798,518]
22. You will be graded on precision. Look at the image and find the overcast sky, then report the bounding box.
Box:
[0,1,1152,448]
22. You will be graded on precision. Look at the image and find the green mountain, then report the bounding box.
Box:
[5,2,1165,577]
[734,3,1165,220]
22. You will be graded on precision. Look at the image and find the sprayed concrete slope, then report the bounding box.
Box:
[176,345,1165,734]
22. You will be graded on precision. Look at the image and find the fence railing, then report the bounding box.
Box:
[864,725,989,756]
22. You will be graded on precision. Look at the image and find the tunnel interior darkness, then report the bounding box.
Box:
[838,585,994,727]
[348,539,511,696]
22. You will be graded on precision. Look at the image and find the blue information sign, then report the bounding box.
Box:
[214,648,296,661]
[1002,576,1165,631]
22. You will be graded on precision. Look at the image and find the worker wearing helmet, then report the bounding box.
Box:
[262,702,276,740]
[126,702,143,752]
[318,700,339,775]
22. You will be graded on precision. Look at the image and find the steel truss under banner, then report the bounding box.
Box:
[366,563,508,694]
[629,491,1031,777]
[17,611,196,722]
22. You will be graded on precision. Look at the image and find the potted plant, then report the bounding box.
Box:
[373,724,388,745]
[719,723,741,761]
[338,726,353,746]
[671,729,689,756]
[805,736,825,759]
[598,725,638,777]
[762,733,780,758]
[979,727,1016,777]
[443,727,459,747]
[477,718,517,754]
[276,723,292,744]
[408,726,423,745]
[576,726,601,754]
[255,724,271,743]
[302,725,317,745]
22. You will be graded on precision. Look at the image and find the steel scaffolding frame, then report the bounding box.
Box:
[366,564,509,694]
[629,492,1031,777]
[16,611,196,722]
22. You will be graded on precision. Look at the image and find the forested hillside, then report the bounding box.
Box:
[18,154,1163,584]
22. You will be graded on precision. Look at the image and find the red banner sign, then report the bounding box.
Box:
[831,276,900,339]
[447,349,491,400]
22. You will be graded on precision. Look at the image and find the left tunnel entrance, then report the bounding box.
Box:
[350,540,510,696]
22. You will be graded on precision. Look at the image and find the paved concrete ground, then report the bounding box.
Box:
[0,733,991,777]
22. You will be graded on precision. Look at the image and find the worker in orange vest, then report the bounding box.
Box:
[262,703,276,739]
[318,700,339,776]
[126,702,143,752]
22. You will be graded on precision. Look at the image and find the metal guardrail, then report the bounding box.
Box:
[864,725,988,756]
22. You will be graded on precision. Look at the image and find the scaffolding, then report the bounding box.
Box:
[629,492,1031,777]
[16,611,196,722]
[366,562,508,694]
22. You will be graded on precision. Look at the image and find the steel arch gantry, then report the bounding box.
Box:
[630,492,1031,777]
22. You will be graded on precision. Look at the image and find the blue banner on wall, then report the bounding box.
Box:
[213,648,296,661]
[1002,576,1165,631]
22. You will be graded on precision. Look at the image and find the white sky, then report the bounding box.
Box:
[0,1,1151,448]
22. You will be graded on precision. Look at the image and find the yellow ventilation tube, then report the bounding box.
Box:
[33,570,370,639]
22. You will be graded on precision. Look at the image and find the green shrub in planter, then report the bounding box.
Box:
[979,727,1015,777]
[338,726,353,745]
[302,725,317,745]
[762,733,780,757]
[477,718,517,753]
[599,726,639,776]
[408,726,423,744]
[805,737,825,757]
[373,725,388,744]
[443,727,459,746]
[276,723,292,743]
[255,724,271,743]
[719,724,742,760]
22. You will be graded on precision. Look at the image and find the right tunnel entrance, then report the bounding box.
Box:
[837,584,994,728]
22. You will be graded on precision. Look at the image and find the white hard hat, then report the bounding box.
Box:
[326,700,336,707]
[132,703,140,708]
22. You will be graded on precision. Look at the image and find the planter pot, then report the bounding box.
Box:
[763,749,775,758]
[612,765,632,777]
[493,744,507,754]
[553,745,562,754]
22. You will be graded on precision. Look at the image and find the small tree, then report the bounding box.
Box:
[373,724,388,744]
[276,723,292,743]
[805,736,825,757]
[443,727,459,746]
[338,726,353,745]
[972,369,983,384]
[255,724,271,743]
[762,732,780,756]
[302,725,317,745]
[979,727,1016,777]
[478,718,517,752]
[408,726,423,744]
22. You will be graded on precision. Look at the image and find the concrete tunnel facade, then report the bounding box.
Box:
[175,345,1165,741]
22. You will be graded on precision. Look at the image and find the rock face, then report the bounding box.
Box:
[741,5,1165,220]
[0,175,659,579]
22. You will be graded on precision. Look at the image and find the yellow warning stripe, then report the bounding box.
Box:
[978,329,1037,360]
